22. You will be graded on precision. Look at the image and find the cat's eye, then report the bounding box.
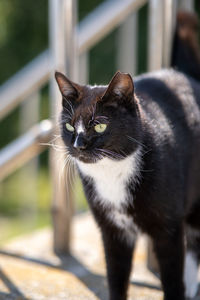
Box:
[66,123,75,132]
[94,123,107,133]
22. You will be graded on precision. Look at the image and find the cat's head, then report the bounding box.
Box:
[55,71,142,164]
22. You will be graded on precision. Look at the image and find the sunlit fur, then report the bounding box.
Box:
[56,68,200,300]
[55,12,200,299]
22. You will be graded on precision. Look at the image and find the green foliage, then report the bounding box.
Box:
[0,0,48,84]
[90,30,117,85]
[0,161,52,243]
[79,0,104,21]
[73,176,88,212]
[137,4,148,74]
[0,213,51,245]
[0,163,51,215]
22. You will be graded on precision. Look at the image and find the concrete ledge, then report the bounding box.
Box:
[0,253,98,300]
[0,213,198,300]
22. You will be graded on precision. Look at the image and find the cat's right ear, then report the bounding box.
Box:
[55,71,81,103]
[101,71,135,107]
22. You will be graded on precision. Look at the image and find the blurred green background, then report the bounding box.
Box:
[0,0,199,244]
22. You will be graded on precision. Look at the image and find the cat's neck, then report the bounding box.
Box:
[76,146,143,208]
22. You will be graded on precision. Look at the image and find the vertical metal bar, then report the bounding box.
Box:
[147,0,165,274]
[163,0,177,68]
[20,92,40,221]
[178,0,194,12]
[116,12,138,77]
[49,0,77,254]
[78,52,89,84]
[148,0,164,71]
[20,93,40,133]
[173,0,179,14]
[66,0,78,81]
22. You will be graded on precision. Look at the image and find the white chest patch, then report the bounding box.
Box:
[77,147,141,209]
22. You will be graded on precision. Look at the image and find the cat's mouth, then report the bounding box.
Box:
[73,149,103,164]
[72,147,125,163]
[77,155,97,163]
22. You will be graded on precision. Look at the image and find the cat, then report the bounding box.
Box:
[55,12,200,300]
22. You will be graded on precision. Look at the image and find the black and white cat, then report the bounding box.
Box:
[55,12,200,300]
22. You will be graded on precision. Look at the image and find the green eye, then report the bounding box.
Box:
[66,123,74,132]
[94,123,107,133]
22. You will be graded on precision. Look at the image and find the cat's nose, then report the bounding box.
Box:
[73,134,87,150]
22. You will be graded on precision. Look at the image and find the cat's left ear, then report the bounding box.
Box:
[55,71,82,102]
[102,71,134,104]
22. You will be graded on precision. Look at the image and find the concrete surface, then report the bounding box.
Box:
[0,213,199,300]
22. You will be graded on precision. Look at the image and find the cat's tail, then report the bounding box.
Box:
[171,11,200,81]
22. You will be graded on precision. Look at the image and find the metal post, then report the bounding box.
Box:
[162,0,177,68]
[178,0,194,12]
[78,0,147,55]
[20,92,40,222]
[116,12,138,77]
[49,0,77,254]
[78,52,89,84]
[147,0,165,274]
[148,0,164,71]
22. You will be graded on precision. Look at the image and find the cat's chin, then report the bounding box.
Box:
[75,153,102,164]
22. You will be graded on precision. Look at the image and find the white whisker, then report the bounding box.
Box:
[126,135,147,149]
[96,148,124,160]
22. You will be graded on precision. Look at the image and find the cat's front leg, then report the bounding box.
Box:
[153,225,185,300]
[101,229,135,300]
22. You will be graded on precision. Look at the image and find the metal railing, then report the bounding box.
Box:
[0,51,51,120]
[0,120,53,181]
[0,0,148,121]
[0,0,194,253]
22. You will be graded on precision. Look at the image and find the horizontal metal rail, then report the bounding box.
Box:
[0,119,53,181]
[0,0,147,120]
[78,0,147,53]
[0,50,51,120]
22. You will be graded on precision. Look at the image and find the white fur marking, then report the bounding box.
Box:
[111,210,133,229]
[77,147,142,209]
[76,118,85,134]
[108,210,138,244]
[73,118,85,148]
[73,136,79,148]
[184,251,199,298]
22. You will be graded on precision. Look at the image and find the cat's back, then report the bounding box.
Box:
[134,69,200,208]
[135,69,200,136]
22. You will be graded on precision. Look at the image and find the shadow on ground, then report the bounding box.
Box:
[0,249,107,300]
[0,249,167,300]
[1,250,200,300]
[0,266,28,300]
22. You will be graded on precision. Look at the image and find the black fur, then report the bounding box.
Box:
[55,12,200,300]
[79,71,200,300]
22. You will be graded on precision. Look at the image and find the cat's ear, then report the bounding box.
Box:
[55,71,81,102]
[102,71,134,104]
